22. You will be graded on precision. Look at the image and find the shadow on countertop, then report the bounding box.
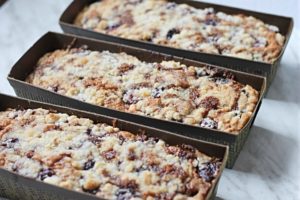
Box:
[266,58,300,104]
[0,0,7,7]
[232,126,298,180]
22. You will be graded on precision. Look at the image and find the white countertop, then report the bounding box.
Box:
[0,1,299,199]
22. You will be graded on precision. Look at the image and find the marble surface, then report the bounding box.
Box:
[0,0,299,199]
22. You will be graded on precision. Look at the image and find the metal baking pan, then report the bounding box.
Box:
[7,32,266,168]
[59,0,293,90]
[0,93,228,200]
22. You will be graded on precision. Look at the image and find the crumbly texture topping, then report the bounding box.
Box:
[26,47,259,134]
[0,108,222,200]
[74,0,285,63]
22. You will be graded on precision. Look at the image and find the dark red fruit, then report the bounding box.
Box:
[204,19,217,26]
[198,158,221,182]
[199,96,219,110]
[151,86,165,98]
[1,138,19,148]
[102,149,117,160]
[116,188,134,200]
[39,168,55,181]
[123,90,139,104]
[166,28,180,39]
[83,159,95,170]
[199,118,218,129]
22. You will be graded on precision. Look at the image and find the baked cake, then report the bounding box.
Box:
[0,108,222,199]
[74,0,285,63]
[26,46,259,134]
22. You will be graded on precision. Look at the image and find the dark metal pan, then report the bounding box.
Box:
[59,0,293,90]
[7,32,266,168]
[0,93,228,200]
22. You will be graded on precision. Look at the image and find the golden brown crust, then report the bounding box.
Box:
[0,108,222,199]
[26,47,259,134]
[74,0,285,63]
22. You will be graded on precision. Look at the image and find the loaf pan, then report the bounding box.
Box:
[8,32,266,168]
[59,0,293,89]
[0,93,228,200]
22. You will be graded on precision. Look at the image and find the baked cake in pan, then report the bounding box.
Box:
[26,46,259,134]
[74,0,285,63]
[0,108,222,199]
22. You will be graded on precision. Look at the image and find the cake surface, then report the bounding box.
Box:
[0,108,222,199]
[74,0,285,63]
[26,47,259,134]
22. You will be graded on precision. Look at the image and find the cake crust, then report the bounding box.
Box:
[74,0,285,63]
[0,108,222,199]
[26,46,259,134]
